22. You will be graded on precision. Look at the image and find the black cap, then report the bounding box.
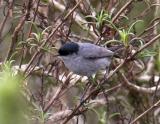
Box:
[58,42,79,56]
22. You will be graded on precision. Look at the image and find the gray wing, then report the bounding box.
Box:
[77,43,114,59]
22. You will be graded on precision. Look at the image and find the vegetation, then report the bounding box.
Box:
[0,0,160,124]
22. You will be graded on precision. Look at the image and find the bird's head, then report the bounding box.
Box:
[58,42,79,56]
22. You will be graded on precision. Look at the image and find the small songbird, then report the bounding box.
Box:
[58,42,114,77]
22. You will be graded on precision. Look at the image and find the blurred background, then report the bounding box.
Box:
[0,0,160,124]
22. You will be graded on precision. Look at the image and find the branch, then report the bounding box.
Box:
[120,73,160,94]
[111,0,133,23]
[61,83,121,124]
[130,99,160,124]
[6,0,33,60]
[0,0,14,43]
[128,33,160,60]
[49,0,97,39]
[48,110,73,122]
[105,32,160,82]
[48,98,111,123]
[24,0,84,75]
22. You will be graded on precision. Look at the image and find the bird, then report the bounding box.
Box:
[58,42,114,77]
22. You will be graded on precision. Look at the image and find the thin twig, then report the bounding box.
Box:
[44,85,63,112]
[0,0,14,44]
[24,0,84,75]
[128,33,160,60]
[27,0,40,37]
[111,0,133,23]
[130,99,160,124]
[49,0,97,39]
[120,73,160,94]
[6,0,33,61]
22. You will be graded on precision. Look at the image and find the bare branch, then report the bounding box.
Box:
[112,0,133,23]
[0,0,14,44]
[6,0,33,60]
[121,73,160,94]
[24,0,84,76]
[130,99,160,124]
[49,0,97,39]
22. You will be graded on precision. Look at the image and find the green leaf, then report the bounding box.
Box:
[138,49,157,58]
[155,48,160,71]
[109,112,120,119]
[128,20,143,33]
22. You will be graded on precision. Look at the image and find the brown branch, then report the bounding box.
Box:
[139,18,160,37]
[61,91,93,124]
[0,0,14,44]
[106,60,126,79]
[130,99,160,124]
[44,85,63,112]
[49,110,73,122]
[101,84,122,95]
[24,0,84,75]
[49,0,97,39]
[27,0,40,37]
[120,73,160,94]
[128,33,160,60]
[48,98,116,123]
[60,33,160,123]
[6,0,33,61]
[61,83,121,124]
[134,4,160,19]
[111,0,133,23]
[43,74,82,112]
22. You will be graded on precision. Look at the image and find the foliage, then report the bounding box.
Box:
[0,0,160,124]
[0,61,28,124]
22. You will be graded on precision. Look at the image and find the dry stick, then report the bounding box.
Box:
[102,84,122,94]
[61,89,101,124]
[27,0,40,37]
[49,0,98,39]
[44,85,63,112]
[44,74,72,112]
[138,21,160,37]
[153,74,160,103]
[115,34,160,77]
[111,0,133,23]
[48,2,96,42]
[49,85,122,123]
[134,4,160,19]
[25,53,43,78]
[24,0,84,75]
[64,32,160,122]
[6,0,33,61]
[106,59,126,80]
[0,0,14,43]
[44,74,82,112]
[105,0,134,72]
[20,0,40,72]
[62,83,122,124]
[128,33,160,60]
[62,33,160,123]
[130,99,160,124]
[121,73,160,94]
[114,34,160,93]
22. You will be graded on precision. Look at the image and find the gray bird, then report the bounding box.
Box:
[58,42,114,77]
